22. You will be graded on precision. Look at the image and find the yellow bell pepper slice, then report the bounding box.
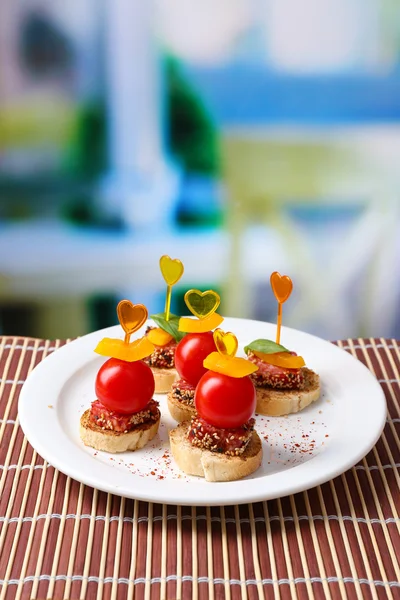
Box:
[204,352,258,378]
[95,336,155,362]
[253,351,305,369]
[147,327,174,346]
[179,313,224,333]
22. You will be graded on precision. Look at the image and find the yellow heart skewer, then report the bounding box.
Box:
[184,289,220,319]
[165,285,172,322]
[214,329,238,357]
[179,289,223,333]
[270,271,293,344]
[203,328,258,378]
[159,255,184,321]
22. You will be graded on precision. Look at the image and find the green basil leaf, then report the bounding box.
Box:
[150,313,186,343]
[244,339,289,355]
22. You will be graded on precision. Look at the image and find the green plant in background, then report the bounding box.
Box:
[166,56,223,228]
[166,56,219,176]
[65,102,108,178]
[63,56,221,228]
[66,57,219,182]
[62,102,119,228]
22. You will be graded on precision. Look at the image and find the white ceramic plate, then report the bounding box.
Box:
[19,318,386,506]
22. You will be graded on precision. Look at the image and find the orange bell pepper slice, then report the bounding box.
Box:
[147,327,174,346]
[95,336,155,362]
[253,351,305,369]
[179,313,224,333]
[204,352,258,378]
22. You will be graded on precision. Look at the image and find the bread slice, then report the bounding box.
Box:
[152,367,179,394]
[169,422,263,482]
[80,409,160,453]
[167,392,196,423]
[255,368,320,416]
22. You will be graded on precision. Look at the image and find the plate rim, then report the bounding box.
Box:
[18,318,387,506]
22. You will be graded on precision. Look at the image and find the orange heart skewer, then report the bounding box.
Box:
[270,271,293,344]
[95,300,155,360]
[117,300,148,344]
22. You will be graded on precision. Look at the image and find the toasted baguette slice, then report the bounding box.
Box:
[255,368,320,416]
[169,422,262,482]
[152,367,179,394]
[167,392,196,423]
[80,409,160,453]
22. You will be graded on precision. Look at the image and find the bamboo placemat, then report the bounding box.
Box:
[0,336,399,600]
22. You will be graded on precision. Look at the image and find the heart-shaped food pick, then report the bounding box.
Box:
[159,255,184,286]
[270,271,293,344]
[214,329,238,358]
[184,289,220,320]
[204,328,258,378]
[159,254,184,321]
[117,300,148,343]
[270,271,293,304]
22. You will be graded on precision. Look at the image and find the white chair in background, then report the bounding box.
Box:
[221,125,400,339]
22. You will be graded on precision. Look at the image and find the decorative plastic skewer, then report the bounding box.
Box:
[94,300,155,361]
[179,289,224,333]
[214,328,238,358]
[117,300,148,344]
[203,328,258,377]
[159,255,184,321]
[270,271,293,344]
[184,289,220,319]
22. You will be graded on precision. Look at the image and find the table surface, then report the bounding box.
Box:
[0,336,399,600]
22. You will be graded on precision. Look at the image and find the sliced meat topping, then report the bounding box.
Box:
[188,415,255,456]
[144,326,177,369]
[170,378,196,406]
[248,352,305,390]
[90,399,159,433]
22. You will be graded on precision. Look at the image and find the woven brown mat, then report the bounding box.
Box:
[0,336,399,600]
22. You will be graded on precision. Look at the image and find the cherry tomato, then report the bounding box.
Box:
[174,332,216,386]
[195,371,256,428]
[95,358,155,414]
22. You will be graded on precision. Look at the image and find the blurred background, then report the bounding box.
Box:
[1,0,400,341]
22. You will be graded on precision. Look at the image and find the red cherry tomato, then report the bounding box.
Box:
[174,332,216,386]
[95,358,155,414]
[195,371,256,428]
